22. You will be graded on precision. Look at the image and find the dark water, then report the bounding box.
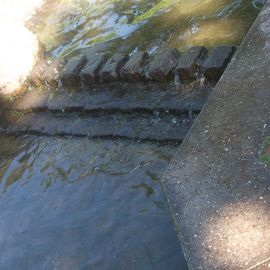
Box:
[34,0,264,58]
[0,135,187,270]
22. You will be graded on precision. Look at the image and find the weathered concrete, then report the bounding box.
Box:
[202,46,235,81]
[162,2,270,270]
[177,46,206,81]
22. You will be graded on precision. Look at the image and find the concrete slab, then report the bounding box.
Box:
[162,2,270,270]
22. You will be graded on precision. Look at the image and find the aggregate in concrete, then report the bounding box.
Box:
[162,2,270,269]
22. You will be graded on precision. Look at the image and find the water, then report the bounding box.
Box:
[32,0,264,58]
[0,135,187,269]
[0,1,265,269]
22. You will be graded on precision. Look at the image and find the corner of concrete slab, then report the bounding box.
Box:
[162,1,270,269]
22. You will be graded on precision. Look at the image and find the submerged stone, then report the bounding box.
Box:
[177,46,206,80]
[81,53,109,84]
[99,53,129,82]
[148,48,180,81]
[43,59,67,87]
[121,51,148,82]
[203,46,236,81]
[59,54,87,86]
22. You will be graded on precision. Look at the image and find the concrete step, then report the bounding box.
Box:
[11,82,213,114]
[28,45,236,89]
[1,82,213,143]
[0,111,196,143]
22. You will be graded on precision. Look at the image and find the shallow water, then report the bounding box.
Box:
[34,0,264,58]
[0,1,265,269]
[0,135,187,270]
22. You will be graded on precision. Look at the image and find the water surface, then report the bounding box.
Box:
[33,0,264,57]
[0,135,187,269]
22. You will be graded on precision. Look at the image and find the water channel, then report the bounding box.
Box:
[0,0,264,269]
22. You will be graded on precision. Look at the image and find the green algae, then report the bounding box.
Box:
[133,0,178,24]
[32,0,262,58]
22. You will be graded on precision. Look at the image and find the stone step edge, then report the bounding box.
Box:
[28,45,236,89]
[0,130,183,145]
[9,106,201,116]
[10,82,213,113]
[1,111,195,143]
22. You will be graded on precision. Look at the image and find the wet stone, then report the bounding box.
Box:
[28,60,48,86]
[203,46,236,81]
[59,54,87,86]
[11,82,213,113]
[177,46,206,80]
[3,112,193,142]
[43,59,67,87]
[81,53,109,84]
[121,51,148,82]
[99,53,129,82]
[148,48,180,81]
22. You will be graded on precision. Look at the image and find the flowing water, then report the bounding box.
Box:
[32,0,264,58]
[0,1,265,269]
[0,135,187,269]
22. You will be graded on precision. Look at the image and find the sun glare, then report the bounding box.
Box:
[202,202,270,269]
[0,0,45,94]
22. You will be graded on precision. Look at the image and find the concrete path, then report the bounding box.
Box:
[162,1,270,269]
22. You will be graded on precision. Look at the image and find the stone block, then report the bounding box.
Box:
[99,53,129,82]
[203,46,236,81]
[148,48,180,81]
[177,46,206,80]
[43,59,66,87]
[28,60,48,86]
[121,51,148,82]
[81,53,109,84]
[59,54,86,86]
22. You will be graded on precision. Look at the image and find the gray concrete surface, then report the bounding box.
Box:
[162,1,270,269]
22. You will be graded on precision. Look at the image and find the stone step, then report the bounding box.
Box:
[0,111,196,143]
[28,46,236,89]
[11,82,213,114]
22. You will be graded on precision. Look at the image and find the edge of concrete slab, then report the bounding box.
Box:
[162,1,270,270]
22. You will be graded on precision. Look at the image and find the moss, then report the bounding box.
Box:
[260,136,270,165]
[133,0,177,24]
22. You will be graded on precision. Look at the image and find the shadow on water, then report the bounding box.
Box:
[0,132,188,270]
